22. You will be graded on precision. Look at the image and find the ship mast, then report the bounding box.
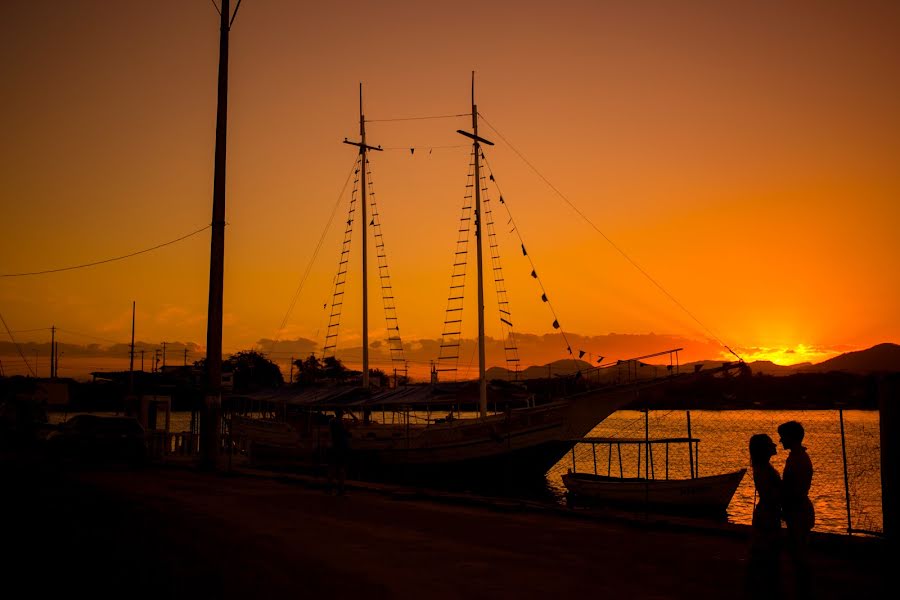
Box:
[457,73,494,418]
[344,84,382,388]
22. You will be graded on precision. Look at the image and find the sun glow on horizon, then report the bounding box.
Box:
[726,344,842,366]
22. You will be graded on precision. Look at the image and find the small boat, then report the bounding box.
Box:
[561,433,746,514]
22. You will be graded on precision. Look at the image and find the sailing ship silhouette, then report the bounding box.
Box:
[232,76,746,483]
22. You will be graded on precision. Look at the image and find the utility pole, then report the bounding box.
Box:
[129,301,135,395]
[50,325,56,379]
[456,72,494,419]
[140,349,146,372]
[289,355,294,384]
[203,0,240,469]
[161,341,168,369]
[154,349,161,374]
[184,348,188,366]
[343,83,382,389]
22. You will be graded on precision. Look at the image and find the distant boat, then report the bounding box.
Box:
[561,434,746,514]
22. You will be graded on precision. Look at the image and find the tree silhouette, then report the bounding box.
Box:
[224,350,283,392]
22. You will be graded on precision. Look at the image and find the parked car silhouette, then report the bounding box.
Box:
[46,415,147,465]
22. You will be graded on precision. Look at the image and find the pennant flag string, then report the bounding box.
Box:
[480,152,582,377]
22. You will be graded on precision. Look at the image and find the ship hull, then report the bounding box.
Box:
[239,383,644,482]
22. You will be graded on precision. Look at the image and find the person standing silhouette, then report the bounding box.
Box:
[747,433,782,599]
[328,408,350,496]
[778,421,814,599]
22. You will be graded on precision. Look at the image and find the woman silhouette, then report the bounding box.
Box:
[747,433,781,598]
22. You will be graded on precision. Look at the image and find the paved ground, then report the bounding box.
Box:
[3,460,889,599]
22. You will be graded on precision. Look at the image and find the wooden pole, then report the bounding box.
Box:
[472,73,486,418]
[455,76,494,418]
[839,408,853,535]
[50,325,55,379]
[359,83,369,389]
[342,84,382,389]
[129,301,135,396]
[687,410,695,479]
[202,0,231,469]
[644,409,650,478]
[879,374,899,541]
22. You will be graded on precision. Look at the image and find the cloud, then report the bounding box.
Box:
[255,337,319,357]
[322,332,726,371]
[154,304,207,328]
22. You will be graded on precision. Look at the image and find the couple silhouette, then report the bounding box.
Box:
[748,421,815,599]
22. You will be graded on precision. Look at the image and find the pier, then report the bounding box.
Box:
[3,463,886,599]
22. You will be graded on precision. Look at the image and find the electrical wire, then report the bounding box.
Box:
[0,311,36,376]
[0,224,211,278]
[56,328,125,346]
[366,113,470,123]
[381,145,468,151]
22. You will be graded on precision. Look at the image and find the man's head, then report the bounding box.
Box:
[778,420,805,450]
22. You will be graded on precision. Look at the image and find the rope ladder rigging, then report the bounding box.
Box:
[322,156,361,358]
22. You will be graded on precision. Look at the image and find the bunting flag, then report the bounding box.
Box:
[578,350,586,359]
[410,148,415,155]
[541,293,548,302]
[369,218,375,226]
[499,195,504,204]
[552,320,560,329]
[521,244,527,256]
[531,270,537,278]
[567,346,573,354]
[489,174,495,181]
[596,356,604,364]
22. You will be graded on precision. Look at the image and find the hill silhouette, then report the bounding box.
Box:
[486,359,592,381]
[483,343,899,382]
[803,342,900,374]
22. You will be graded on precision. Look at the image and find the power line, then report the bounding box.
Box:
[366,113,470,123]
[381,145,468,151]
[56,328,125,346]
[2,327,52,335]
[230,0,243,29]
[0,311,36,376]
[478,112,742,361]
[0,224,211,278]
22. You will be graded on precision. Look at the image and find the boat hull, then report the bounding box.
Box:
[237,383,655,481]
[562,469,747,514]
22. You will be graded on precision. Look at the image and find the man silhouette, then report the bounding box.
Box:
[778,421,814,599]
[328,408,350,496]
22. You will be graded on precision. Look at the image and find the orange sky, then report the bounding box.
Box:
[2,1,899,378]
